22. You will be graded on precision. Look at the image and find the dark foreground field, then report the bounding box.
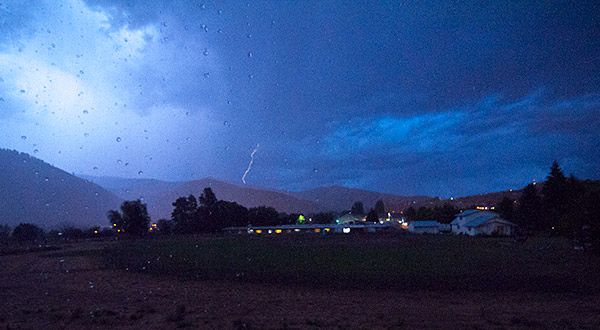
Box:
[1,233,599,329]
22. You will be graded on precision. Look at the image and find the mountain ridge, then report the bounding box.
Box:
[0,149,122,229]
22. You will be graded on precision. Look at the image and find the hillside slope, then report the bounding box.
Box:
[0,149,122,229]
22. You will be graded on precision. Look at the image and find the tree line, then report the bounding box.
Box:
[105,189,391,237]
[495,161,600,237]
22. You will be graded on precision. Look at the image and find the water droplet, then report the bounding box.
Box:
[247,51,253,58]
[247,33,252,38]
[138,171,143,175]
[116,137,121,142]
[44,177,49,182]
[223,121,230,127]
[21,135,27,140]
[248,74,254,79]
[203,72,210,78]
[83,109,88,114]
[33,149,39,154]
[313,168,318,173]
[84,133,89,137]
[117,159,123,165]
[93,166,98,170]
[203,48,209,56]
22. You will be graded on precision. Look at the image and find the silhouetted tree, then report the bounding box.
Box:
[404,206,417,221]
[215,200,249,227]
[374,200,386,217]
[108,200,150,236]
[197,188,222,232]
[416,206,434,220]
[198,187,218,208]
[156,219,174,235]
[0,225,11,244]
[542,161,569,234]
[496,197,515,221]
[434,203,459,223]
[171,195,199,233]
[351,201,364,215]
[366,208,379,223]
[516,183,542,230]
[248,206,279,226]
[313,212,335,224]
[12,223,44,242]
[107,209,123,231]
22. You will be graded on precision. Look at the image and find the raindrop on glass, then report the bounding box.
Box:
[116,137,121,142]
[33,149,39,154]
[138,171,143,175]
[21,135,27,140]
[203,48,209,56]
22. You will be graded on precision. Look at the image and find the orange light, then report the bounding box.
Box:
[314,228,321,233]
[255,230,262,234]
[275,229,282,234]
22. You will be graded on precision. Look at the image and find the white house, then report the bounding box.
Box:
[450,210,516,236]
[408,221,441,234]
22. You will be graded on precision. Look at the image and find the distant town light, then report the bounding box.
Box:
[275,229,282,234]
[343,227,350,234]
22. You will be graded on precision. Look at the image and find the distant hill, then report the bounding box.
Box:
[82,176,328,220]
[286,185,434,212]
[0,149,122,229]
[81,175,555,221]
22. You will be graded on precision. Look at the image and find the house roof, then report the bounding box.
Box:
[451,209,516,228]
[411,221,440,227]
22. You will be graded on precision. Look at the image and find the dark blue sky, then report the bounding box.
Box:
[1,1,599,197]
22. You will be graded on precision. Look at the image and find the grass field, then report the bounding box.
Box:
[94,232,600,293]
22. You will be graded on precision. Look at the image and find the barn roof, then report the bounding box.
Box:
[411,221,440,227]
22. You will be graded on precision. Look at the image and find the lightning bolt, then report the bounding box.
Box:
[242,143,259,184]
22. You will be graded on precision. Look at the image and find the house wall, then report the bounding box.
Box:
[410,226,440,234]
[475,222,514,236]
[451,223,470,235]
